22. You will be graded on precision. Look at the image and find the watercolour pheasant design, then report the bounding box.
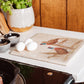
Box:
[40,38,59,45]
[40,38,68,54]
[48,47,68,54]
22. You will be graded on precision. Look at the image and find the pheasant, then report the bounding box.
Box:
[48,47,68,54]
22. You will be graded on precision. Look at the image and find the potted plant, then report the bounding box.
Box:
[0,0,35,32]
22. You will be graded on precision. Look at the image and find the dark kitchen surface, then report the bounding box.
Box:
[0,59,83,84]
[14,62,75,84]
[25,67,84,84]
[74,83,84,84]
[27,67,84,84]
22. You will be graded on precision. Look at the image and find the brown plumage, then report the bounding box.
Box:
[54,48,68,54]
[41,39,59,45]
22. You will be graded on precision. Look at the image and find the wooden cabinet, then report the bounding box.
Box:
[41,0,66,30]
[32,0,41,26]
[67,0,84,32]
[33,0,84,32]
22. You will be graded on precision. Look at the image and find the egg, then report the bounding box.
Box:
[16,42,25,52]
[27,42,38,51]
[25,38,33,45]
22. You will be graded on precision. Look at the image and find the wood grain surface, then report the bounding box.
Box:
[67,0,84,32]
[41,0,66,30]
[32,0,84,32]
[32,0,41,26]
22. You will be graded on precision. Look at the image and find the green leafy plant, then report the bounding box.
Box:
[0,0,32,14]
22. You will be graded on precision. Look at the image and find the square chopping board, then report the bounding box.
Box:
[10,33,84,66]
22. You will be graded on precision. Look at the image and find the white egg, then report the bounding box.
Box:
[27,42,38,51]
[16,42,25,52]
[25,39,33,45]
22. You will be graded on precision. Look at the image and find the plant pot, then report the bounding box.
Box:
[7,6,35,32]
